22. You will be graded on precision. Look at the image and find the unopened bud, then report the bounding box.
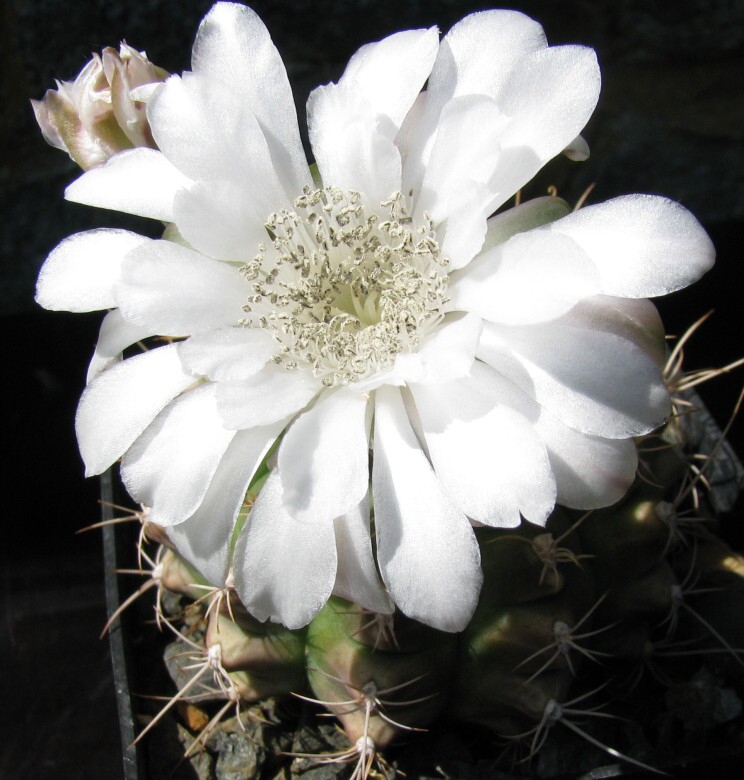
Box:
[32,43,167,170]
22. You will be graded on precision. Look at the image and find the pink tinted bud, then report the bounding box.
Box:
[31,44,168,170]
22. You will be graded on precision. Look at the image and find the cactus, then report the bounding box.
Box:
[103,381,742,778]
[32,2,744,777]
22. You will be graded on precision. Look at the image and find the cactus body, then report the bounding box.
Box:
[135,404,744,777]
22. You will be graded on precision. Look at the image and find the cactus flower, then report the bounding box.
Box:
[35,2,715,633]
[32,43,167,169]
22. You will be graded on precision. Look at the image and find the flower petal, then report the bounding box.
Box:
[404,10,547,191]
[333,495,394,615]
[234,471,337,629]
[437,180,492,270]
[550,195,716,297]
[307,83,402,204]
[429,10,547,104]
[148,73,286,209]
[563,295,667,369]
[36,229,148,312]
[65,148,190,221]
[480,195,571,254]
[394,312,481,385]
[449,229,601,325]
[76,343,195,476]
[121,383,236,526]
[340,27,439,130]
[179,327,276,381]
[115,240,247,335]
[216,363,321,429]
[563,134,590,161]
[372,385,482,632]
[277,388,370,523]
[173,180,271,262]
[86,309,153,382]
[413,44,598,223]
[192,2,310,196]
[497,45,600,166]
[410,361,555,526]
[416,94,507,224]
[483,318,671,438]
[167,422,284,585]
[535,410,638,509]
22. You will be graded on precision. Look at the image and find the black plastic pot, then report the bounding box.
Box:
[102,469,142,780]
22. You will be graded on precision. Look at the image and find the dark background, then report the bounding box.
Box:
[2,1,743,777]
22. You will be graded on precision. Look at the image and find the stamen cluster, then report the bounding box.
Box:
[240,187,449,386]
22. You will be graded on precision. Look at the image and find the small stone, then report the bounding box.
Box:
[213,730,265,780]
[175,722,215,780]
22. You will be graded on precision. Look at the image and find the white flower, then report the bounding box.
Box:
[36,3,715,632]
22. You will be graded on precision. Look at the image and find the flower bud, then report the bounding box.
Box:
[32,43,167,170]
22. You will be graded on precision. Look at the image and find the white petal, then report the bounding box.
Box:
[278,389,370,524]
[562,295,667,369]
[86,309,153,382]
[166,513,229,589]
[36,229,148,312]
[439,184,494,271]
[216,363,321,429]
[76,343,195,476]
[340,27,439,130]
[372,385,482,632]
[192,2,310,196]
[308,26,439,200]
[394,313,481,385]
[498,45,600,164]
[173,180,271,262]
[411,44,600,215]
[396,90,427,160]
[535,410,638,509]
[179,327,276,381]
[121,383,236,526]
[148,73,286,208]
[167,422,284,585]
[410,361,555,526]
[333,495,394,614]
[563,134,590,161]
[429,10,547,104]
[423,46,598,216]
[449,229,601,325]
[234,471,337,629]
[490,320,671,437]
[476,294,667,392]
[128,82,161,103]
[416,95,507,224]
[307,84,402,203]
[480,196,571,254]
[65,148,190,221]
[403,9,547,191]
[481,145,544,216]
[115,240,247,335]
[550,195,716,297]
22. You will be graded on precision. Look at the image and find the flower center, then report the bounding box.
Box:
[240,187,449,386]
